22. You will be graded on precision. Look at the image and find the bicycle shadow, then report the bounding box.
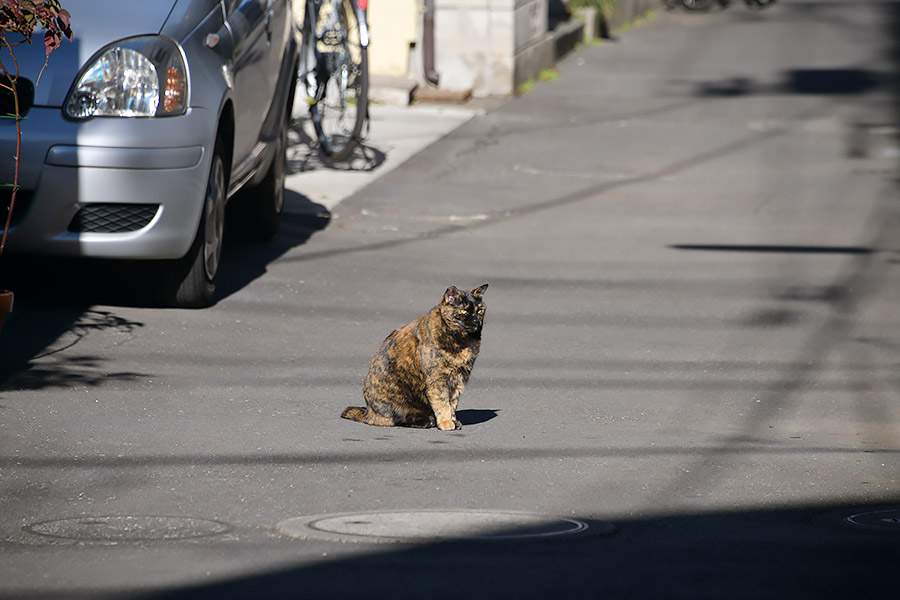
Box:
[288,115,386,174]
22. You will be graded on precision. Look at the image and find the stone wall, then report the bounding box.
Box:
[367,0,657,99]
[433,0,551,97]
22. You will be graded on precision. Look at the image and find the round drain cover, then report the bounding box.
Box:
[24,515,232,542]
[845,509,900,533]
[276,510,611,543]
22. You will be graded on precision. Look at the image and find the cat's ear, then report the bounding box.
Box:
[442,286,463,306]
[471,283,488,298]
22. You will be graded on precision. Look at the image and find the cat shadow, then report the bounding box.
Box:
[456,409,500,426]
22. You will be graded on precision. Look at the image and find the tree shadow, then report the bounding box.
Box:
[0,306,148,390]
[0,188,330,389]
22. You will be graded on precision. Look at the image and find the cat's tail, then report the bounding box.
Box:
[340,406,395,426]
[341,406,368,422]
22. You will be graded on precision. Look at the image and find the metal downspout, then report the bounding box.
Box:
[422,0,439,85]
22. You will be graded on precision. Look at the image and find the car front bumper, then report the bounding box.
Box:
[1,106,216,260]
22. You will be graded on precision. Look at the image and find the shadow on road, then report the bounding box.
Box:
[456,408,500,426]
[0,188,330,389]
[0,302,147,390]
[147,500,898,600]
[695,68,884,97]
[216,190,330,300]
[136,4,900,596]
[287,117,386,175]
[2,4,899,597]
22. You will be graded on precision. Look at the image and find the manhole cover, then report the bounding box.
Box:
[845,509,900,533]
[24,516,232,542]
[275,510,612,543]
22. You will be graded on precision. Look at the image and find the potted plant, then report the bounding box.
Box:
[0,0,72,333]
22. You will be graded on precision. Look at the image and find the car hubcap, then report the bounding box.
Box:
[203,156,225,281]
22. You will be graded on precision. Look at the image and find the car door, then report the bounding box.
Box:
[223,0,282,175]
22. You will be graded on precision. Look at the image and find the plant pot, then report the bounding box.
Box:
[0,289,13,335]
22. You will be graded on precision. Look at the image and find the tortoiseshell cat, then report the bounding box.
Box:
[341,284,488,430]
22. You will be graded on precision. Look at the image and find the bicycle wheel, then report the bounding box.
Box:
[309,0,368,161]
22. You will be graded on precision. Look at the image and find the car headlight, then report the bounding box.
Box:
[65,36,188,119]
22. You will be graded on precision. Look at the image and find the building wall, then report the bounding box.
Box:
[434,0,550,97]
[368,0,419,78]
[313,1,655,98]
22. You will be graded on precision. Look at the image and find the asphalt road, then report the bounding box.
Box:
[2,1,899,598]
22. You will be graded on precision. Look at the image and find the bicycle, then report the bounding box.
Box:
[297,0,370,161]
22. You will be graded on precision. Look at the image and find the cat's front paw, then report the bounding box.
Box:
[437,419,460,431]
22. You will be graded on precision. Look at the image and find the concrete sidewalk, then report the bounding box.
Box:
[282,0,594,214]
[286,99,498,212]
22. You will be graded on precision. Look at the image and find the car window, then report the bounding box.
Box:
[224,0,269,20]
[225,0,270,40]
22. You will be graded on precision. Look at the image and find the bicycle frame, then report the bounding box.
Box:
[299,0,368,91]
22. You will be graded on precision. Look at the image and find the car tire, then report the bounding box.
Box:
[226,123,286,242]
[151,137,227,308]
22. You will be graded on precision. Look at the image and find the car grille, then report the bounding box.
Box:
[68,204,160,233]
[0,77,35,117]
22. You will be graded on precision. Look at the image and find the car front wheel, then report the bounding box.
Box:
[151,137,226,308]
[226,123,285,241]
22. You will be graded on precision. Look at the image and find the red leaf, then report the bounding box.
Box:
[43,29,60,56]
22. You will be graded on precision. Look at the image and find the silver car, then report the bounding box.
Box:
[0,0,299,307]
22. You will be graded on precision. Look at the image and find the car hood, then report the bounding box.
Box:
[1,0,195,107]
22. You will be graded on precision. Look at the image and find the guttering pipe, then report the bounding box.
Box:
[422,0,439,85]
